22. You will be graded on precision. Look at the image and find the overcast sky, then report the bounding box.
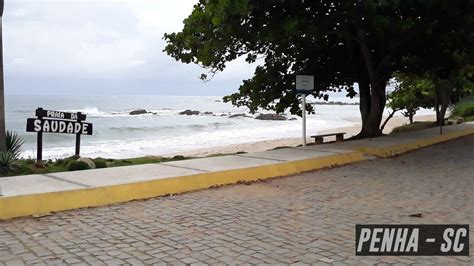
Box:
[3,0,257,96]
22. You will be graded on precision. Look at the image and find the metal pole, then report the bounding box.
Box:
[36,108,43,163]
[302,95,307,147]
[75,112,82,157]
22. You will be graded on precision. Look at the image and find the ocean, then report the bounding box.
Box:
[6,94,371,159]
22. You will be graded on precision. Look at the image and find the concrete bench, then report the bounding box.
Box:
[311,132,345,144]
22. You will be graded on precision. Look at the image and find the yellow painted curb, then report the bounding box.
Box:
[357,127,474,157]
[0,151,366,220]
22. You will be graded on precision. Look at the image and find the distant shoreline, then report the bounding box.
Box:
[164,114,436,158]
[311,101,359,106]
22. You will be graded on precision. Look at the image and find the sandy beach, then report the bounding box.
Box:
[167,114,436,158]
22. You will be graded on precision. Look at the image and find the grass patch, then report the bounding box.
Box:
[462,115,474,122]
[205,151,247,158]
[391,121,436,134]
[271,146,292,150]
[4,151,258,177]
[4,155,195,177]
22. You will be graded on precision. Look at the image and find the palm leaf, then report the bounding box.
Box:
[6,131,24,159]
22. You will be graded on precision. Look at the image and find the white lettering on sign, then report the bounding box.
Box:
[34,119,42,131]
[67,123,74,133]
[74,123,81,134]
[59,121,66,132]
[43,120,50,132]
[51,120,58,132]
[46,110,65,119]
[27,119,92,135]
[82,124,89,135]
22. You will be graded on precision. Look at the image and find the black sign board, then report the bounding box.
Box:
[26,119,93,135]
[26,108,93,162]
[35,109,87,121]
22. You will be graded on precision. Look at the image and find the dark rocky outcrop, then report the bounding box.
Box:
[179,110,201,115]
[255,113,287,121]
[129,109,148,115]
[229,113,252,118]
[203,111,214,115]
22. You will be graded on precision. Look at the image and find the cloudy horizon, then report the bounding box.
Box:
[3,0,258,96]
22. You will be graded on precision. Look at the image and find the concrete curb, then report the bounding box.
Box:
[356,127,474,157]
[0,151,366,220]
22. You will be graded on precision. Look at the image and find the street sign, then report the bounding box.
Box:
[296,75,314,94]
[26,118,93,135]
[296,75,314,147]
[26,108,93,162]
[35,109,87,121]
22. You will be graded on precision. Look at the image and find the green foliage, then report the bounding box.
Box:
[67,160,91,171]
[0,151,20,176]
[391,122,435,134]
[164,0,474,137]
[451,95,474,118]
[388,75,436,123]
[93,158,108,169]
[6,131,24,159]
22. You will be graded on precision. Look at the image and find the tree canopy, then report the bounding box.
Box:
[165,0,474,138]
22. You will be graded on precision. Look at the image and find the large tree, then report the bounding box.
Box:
[165,0,473,138]
[0,0,5,152]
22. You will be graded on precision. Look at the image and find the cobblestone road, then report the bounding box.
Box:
[1,136,473,265]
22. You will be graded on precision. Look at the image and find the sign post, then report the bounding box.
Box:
[27,108,93,163]
[75,112,84,156]
[36,108,44,162]
[296,75,314,147]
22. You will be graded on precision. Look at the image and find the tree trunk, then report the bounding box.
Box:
[355,81,386,138]
[435,79,453,125]
[409,115,414,124]
[354,29,387,139]
[0,9,6,153]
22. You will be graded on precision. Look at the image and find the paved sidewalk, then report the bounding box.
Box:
[0,136,472,265]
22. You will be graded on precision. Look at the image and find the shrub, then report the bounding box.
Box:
[391,121,435,134]
[172,155,186,161]
[54,158,65,165]
[67,160,92,171]
[0,151,20,176]
[452,100,474,118]
[93,158,108,169]
[6,131,24,159]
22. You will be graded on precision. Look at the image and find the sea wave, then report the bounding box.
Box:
[109,122,232,132]
[58,107,256,118]
[59,107,176,117]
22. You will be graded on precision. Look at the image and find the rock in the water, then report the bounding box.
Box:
[289,117,297,121]
[229,113,251,118]
[179,110,201,115]
[203,111,214,115]
[129,109,148,115]
[255,113,287,121]
[77,158,96,169]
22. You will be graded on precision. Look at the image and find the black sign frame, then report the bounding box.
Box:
[26,108,93,162]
